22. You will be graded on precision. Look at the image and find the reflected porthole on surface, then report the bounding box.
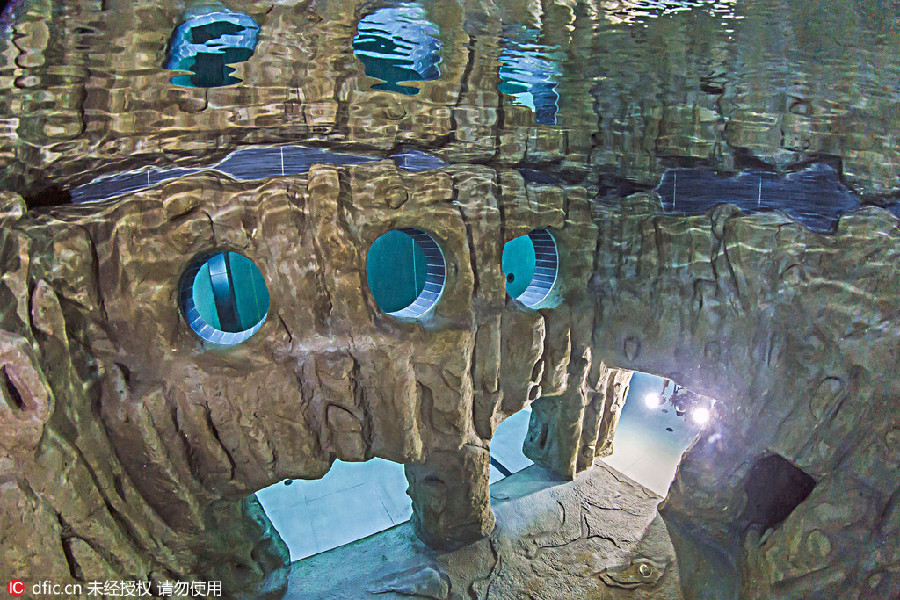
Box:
[502,228,557,308]
[498,27,561,125]
[165,6,259,88]
[180,251,270,345]
[352,4,442,95]
[366,228,445,319]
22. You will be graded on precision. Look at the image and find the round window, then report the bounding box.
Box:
[366,228,446,319]
[502,228,558,308]
[180,251,270,345]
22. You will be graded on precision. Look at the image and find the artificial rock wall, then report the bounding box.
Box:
[586,194,900,598]
[3,158,897,599]
[0,162,634,596]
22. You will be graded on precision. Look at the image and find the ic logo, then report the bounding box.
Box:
[7,580,24,596]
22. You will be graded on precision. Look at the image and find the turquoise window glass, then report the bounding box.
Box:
[181,251,269,345]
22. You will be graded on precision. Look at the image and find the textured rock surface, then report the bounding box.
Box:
[2,157,897,598]
[587,195,900,598]
[286,461,681,600]
[0,162,633,595]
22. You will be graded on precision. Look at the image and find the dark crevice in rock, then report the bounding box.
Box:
[77,226,109,323]
[57,514,85,581]
[347,349,373,458]
[582,511,624,549]
[277,314,293,344]
[112,473,126,502]
[416,382,434,445]
[731,148,778,173]
[205,407,237,481]
[1,365,25,410]
[66,441,154,573]
[167,392,206,486]
[454,204,480,300]
[740,453,816,533]
[113,362,132,391]
[24,184,72,209]
[480,536,501,599]
[595,174,655,203]
[455,37,477,108]
[533,420,549,451]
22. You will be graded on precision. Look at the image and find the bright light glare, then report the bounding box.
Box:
[692,407,711,425]
[644,393,662,409]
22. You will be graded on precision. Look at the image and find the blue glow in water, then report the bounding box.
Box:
[165,6,259,88]
[656,164,860,233]
[0,0,23,40]
[352,5,442,95]
[498,27,561,126]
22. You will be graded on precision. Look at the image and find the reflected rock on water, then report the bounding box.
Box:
[165,6,259,88]
[353,4,442,95]
[498,27,561,126]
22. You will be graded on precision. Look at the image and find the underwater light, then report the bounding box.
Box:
[691,406,711,426]
[644,393,663,409]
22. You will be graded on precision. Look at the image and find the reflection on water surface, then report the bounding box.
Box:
[498,27,561,125]
[165,6,259,88]
[352,4,442,95]
[0,0,896,218]
[657,164,860,232]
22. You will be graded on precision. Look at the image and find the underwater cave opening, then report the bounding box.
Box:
[253,458,413,562]
[366,228,446,319]
[602,372,714,496]
[501,228,558,308]
[489,406,534,484]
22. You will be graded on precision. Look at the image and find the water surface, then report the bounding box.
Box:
[1,0,895,212]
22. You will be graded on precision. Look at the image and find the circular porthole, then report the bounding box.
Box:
[502,228,558,308]
[180,251,270,345]
[366,228,446,319]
